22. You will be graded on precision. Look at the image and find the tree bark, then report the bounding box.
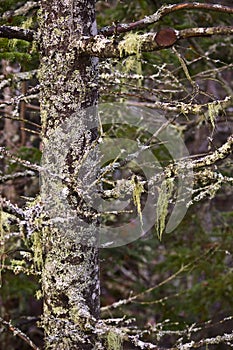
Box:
[38,1,100,349]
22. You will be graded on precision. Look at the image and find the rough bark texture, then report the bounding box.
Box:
[38,1,100,349]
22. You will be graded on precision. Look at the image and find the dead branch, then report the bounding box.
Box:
[0,317,40,350]
[1,1,38,20]
[0,25,34,41]
[0,170,36,183]
[0,147,42,172]
[99,2,233,36]
[126,96,232,114]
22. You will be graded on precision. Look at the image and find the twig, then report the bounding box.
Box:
[177,331,233,349]
[0,147,42,172]
[126,96,231,114]
[0,317,40,350]
[101,247,217,312]
[0,170,36,183]
[0,113,41,129]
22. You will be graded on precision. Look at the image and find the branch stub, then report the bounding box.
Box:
[155,28,177,47]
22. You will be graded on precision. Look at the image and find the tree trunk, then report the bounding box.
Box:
[38,1,100,348]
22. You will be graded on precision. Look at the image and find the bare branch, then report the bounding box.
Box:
[0,113,41,129]
[0,317,40,350]
[125,96,232,114]
[0,170,36,184]
[80,26,233,58]
[0,84,40,112]
[1,1,38,20]
[101,240,218,312]
[101,261,193,312]
[177,331,233,349]
[0,197,25,220]
[99,2,233,36]
[0,25,34,42]
[0,147,42,172]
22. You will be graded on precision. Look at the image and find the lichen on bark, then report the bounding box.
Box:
[38,0,100,348]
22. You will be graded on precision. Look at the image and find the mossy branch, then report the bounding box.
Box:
[79,26,233,58]
[1,24,232,56]
[192,135,233,169]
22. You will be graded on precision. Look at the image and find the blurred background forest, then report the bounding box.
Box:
[0,0,232,349]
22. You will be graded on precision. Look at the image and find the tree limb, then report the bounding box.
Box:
[192,134,233,169]
[0,25,34,42]
[101,247,216,312]
[126,96,232,114]
[80,26,233,58]
[99,2,233,36]
[0,197,25,220]
[177,331,233,349]
[0,147,42,172]
[0,170,36,183]
[1,2,232,43]
[1,1,38,20]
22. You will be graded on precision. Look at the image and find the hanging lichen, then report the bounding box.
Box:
[131,175,144,227]
[31,229,43,271]
[107,329,123,350]
[156,177,174,240]
[206,101,223,130]
[118,32,142,86]
[0,211,13,286]
[119,32,142,58]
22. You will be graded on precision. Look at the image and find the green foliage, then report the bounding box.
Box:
[0,37,39,68]
[0,1,39,69]
[17,146,41,164]
[1,271,38,304]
